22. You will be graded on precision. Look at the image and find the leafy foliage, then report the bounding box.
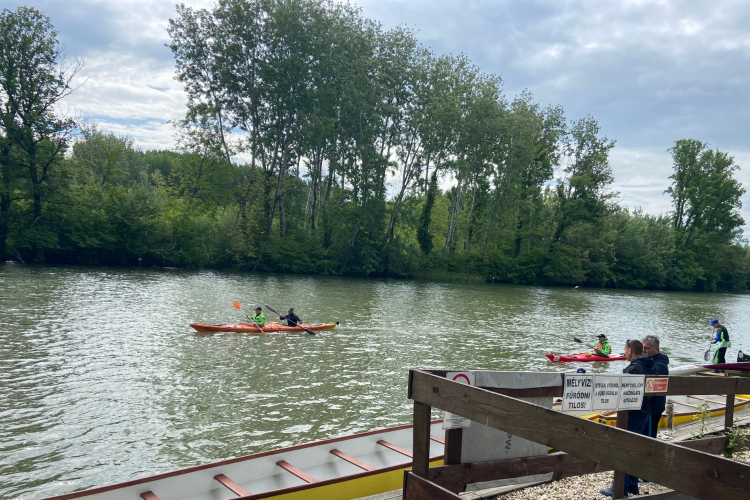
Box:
[2,4,749,292]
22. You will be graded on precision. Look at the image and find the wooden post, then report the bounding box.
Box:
[443,428,463,465]
[612,410,628,499]
[725,393,735,430]
[413,401,431,478]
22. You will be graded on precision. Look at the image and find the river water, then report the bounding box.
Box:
[1,263,749,499]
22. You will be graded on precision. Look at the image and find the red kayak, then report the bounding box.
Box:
[190,322,338,334]
[702,362,750,372]
[545,352,626,362]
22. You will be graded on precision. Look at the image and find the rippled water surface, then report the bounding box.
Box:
[1,263,749,499]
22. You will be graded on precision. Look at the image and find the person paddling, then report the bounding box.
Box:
[279,308,301,327]
[710,319,731,369]
[586,334,611,357]
[250,306,266,327]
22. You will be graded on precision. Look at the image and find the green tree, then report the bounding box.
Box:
[0,7,81,261]
[417,171,438,254]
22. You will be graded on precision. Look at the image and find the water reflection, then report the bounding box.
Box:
[1,263,749,499]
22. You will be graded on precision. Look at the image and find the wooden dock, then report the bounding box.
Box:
[356,409,750,500]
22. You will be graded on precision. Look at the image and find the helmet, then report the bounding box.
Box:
[576,368,586,374]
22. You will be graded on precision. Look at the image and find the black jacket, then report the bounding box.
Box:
[623,354,654,415]
[280,313,301,326]
[649,353,669,414]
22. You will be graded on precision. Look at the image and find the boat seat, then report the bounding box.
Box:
[276,460,318,483]
[429,434,445,445]
[376,440,412,458]
[214,474,252,497]
[330,449,375,471]
[140,492,160,500]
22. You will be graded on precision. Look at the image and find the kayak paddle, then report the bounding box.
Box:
[232,300,267,335]
[704,335,713,361]
[264,304,316,336]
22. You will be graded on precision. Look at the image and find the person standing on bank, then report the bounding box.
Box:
[642,335,669,439]
[599,339,654,498]
[279,308,301,327]
[710,319,731,368]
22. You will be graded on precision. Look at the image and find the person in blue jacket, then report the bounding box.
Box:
[599,339,654,498]
[642,335,669,439]
[710,319,731,368]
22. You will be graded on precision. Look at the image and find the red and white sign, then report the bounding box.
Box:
[443,372,475,429]
[646,377,669,393]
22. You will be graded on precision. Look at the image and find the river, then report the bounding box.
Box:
[1,263,748,499]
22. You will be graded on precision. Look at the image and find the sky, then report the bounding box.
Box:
[6,0,750,222]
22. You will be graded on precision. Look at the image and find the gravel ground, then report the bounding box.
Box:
[494,447,750,500]
[493,472,670,500]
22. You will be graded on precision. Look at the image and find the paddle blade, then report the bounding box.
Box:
[704,349,711,361]
[232,301,241,310]
[573,337,582,343]
[264,304,278,314]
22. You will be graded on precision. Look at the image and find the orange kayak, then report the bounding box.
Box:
[190,322,338,333]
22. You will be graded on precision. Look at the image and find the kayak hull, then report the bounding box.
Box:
[702,361,750,372]
[190,322,338,334]
[545,352,626,362]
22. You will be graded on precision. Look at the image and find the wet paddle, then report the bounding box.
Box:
[704,335,713,362]
[264,304,316,336]
[232,301,267,336]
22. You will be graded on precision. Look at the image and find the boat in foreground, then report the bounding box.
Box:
[545,352,626,362]
[583,394,750,427]
[38,421,445,500]
[190,322,338,334]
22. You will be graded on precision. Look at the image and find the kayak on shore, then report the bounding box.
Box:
[545,352,626,362]
[190,322,339,334]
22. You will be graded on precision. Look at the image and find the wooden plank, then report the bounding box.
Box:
[378,439,413,459]
[725,393,735,429]
[645,376,739,396]
[275,461,318,484]
[330,449,375,472]
[613,410,628,500]
[412,400,431,478]
[427,436,726,495]
[409,369,750,500]
[443,428,462,465]
[485,386,563,398]
[637,491,700,500]
[429,434,445,445]
[403,471,462,500]
[139,493,160,500]
[214,474,252,496]
[427,452,609,493]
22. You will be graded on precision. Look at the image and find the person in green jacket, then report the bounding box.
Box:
[249,307,266,327]
[586,334,612,357]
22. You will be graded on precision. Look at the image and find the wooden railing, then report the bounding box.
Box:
[405,370,750,500]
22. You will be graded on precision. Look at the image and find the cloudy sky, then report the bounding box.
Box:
[6,0,750,221]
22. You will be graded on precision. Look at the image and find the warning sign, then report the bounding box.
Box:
[645,377,668,393]
[562,374,594,411]
[592,374,621,411]
[619,375,646,410]
[443,372,475,429]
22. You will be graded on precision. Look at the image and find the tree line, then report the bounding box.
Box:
[0,3,747,291]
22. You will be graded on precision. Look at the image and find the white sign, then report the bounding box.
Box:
[592,374,621,411]
[562,374,594,411]
[619,375,646,410]
[443,371,475,429]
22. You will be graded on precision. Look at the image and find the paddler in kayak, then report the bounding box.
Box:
[279,307,301,327]
[249,307,266,327]
[585,334,611,357]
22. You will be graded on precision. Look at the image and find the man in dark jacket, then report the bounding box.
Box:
[642,335,669,439]
[279,307,301,327]
[600,339,654,498]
